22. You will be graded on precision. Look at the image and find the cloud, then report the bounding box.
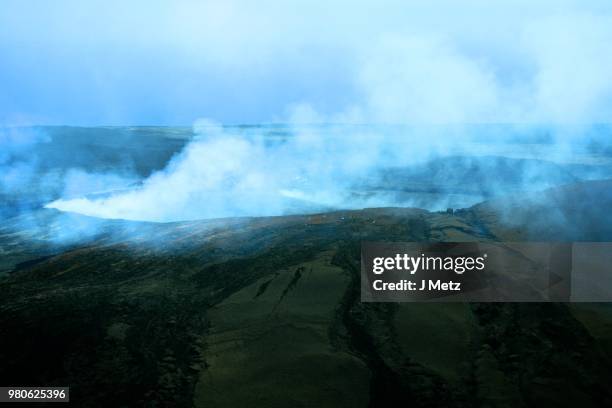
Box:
[356,35,502,124]
[3,1,612,124]
[341,12,612,125]
[523,14,612,122]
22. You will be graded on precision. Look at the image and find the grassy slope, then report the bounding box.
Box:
[1,181,612,406]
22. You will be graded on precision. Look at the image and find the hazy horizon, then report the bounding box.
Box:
[3,0,612,126]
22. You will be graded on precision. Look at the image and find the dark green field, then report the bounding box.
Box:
[2,178,612,407]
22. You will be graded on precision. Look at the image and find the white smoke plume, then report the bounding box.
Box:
[42,9,612,222]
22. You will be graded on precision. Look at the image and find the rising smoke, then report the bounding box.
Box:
[43,11,612,222]
[0,4,608,225]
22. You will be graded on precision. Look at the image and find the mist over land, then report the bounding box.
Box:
[1,124,611,226]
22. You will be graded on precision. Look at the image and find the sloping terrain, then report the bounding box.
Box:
[1,180,612,407]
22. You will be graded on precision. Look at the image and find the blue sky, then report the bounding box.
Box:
[1,0,612,125]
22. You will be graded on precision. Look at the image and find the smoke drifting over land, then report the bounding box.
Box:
[45,123,612,222]
[2,2,612,223]
[45,9,612,222]
[46,121,393,221]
